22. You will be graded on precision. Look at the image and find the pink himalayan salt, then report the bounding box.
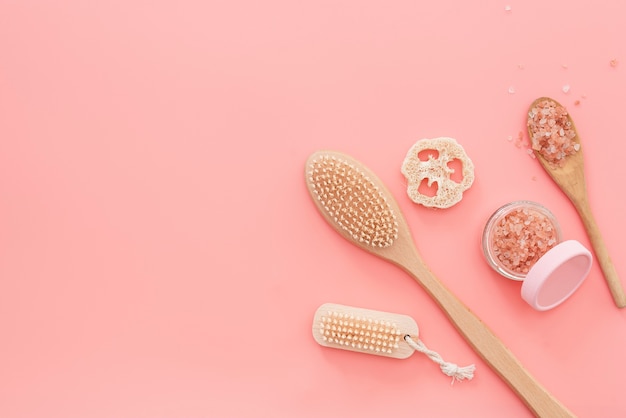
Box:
[514,130,526,148]
[491,208,558,275]
[527,99,578,166]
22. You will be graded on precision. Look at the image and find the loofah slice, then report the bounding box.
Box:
[401,137,474,209]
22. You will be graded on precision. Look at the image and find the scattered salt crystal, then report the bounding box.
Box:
[505,5,512,11]
[508,86,516,94]
[562,84,570,93]
[507,135,513,141]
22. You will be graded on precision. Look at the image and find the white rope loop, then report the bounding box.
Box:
[404,335,475,384]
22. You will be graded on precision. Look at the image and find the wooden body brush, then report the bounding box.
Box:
[305,150,574,418]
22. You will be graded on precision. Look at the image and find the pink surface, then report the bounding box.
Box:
[1,1,625,417]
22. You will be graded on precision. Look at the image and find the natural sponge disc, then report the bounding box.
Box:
[401,137,474,208]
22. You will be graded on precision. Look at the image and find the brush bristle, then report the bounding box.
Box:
[312,303,419,359]
[318,310,402,354]
[307,154,398,248]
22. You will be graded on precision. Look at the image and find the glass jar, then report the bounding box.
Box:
[482,200,592,310]
[482,201,562,281]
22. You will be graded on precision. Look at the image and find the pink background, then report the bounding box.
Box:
[1,1,625,417]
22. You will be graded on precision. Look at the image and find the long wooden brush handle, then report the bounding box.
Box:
[573,199,626,308]
[402,256,575,418]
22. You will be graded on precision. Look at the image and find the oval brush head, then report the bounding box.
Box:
[306,152,399,249]
[313,303,419,359]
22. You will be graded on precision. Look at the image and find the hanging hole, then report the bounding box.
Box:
[447,159,464,183]
[417,149,439,161]
[418,178,438,197]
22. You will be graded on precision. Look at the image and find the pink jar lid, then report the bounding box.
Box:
[521,240,592,310]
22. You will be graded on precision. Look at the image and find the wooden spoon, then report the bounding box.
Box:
[306,150,575,417]
[527,97,626,308]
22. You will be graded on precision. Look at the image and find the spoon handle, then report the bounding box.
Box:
[573,199,626,308]
[401,256,575,417]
